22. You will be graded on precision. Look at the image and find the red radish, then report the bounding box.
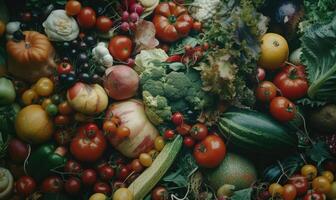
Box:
[129,12,139,22]
[120,22,130,31]
[130,3,144,15]
[104,65,139,100]
[121,11,129,21]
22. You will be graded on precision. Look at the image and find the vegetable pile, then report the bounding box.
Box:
[0,0,336,199]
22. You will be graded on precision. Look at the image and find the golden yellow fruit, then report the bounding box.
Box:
[258,33,289,70]
[89,193,107,200]
[113,188,134,200]
[327,182,336,199]
[15,104,53,144]
[322,171,334,183]
[301,164,318,180]
[268,183,284,197]
[312,176,332,194]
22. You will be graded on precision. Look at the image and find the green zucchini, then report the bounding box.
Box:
[218,109,297,154]
[128,135,183,200]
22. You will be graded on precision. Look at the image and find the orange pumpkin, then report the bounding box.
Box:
[6,31,56,82]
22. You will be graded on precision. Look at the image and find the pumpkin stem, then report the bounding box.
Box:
[13,30,25,42]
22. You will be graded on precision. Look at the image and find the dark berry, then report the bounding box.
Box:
[80,63,90,72]
[70,49,77,57]
[63,42,71,49]
[71,39,79,48]
[78,42,87,51]
[85,36,96,46]
[79,73,91,83]
[92,74,102,84]
[95,65,106,76]
[77,53,88,64]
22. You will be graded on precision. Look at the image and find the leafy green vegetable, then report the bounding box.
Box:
[169,36,200,55]
[134,48,168,73]
[306,141,334,167]
[231,188,253,200]
[301,17,336,102]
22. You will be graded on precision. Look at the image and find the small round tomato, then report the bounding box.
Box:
[171,112,184,126]
[303,191,324,200]
[98,165,114,181]
[58,101,73,115]
[64,160,82,174]
[46,104,58,116]
[117,166,130,181]
[22,89,38,105]
[268,183,284,197]
[54,129,72,145]
[41,176,63,193]
[89,193,107,200]
[16,176,36,197]
[108,35,132,61]
[54,115,70,126]
[190,123,208,141]
[139,153,153,167]
[65,0,81,16]
[183,136,195,148]
[41,98,52,109]
[301,164,318,180]
[148,149,159,159]
[93,182,111,195]
[81,169,97,186]
[154,136,165,151]
[313,176,332,193]
[57,62,73,74]
[96,16,113,33]
[35,77,54,97]
[116,126,130,138]
[283,184,297,200]
[176,124,191,136]
[288,175,308,196]
[270,97,296,122]
[256,81,277,102]
[164,129,175,140]
[65,177,81,195]
[103,121,117,134]
[322,171,334,183]
[257,67,266,81]
[151,186,168,200]
[113,188,133,200]
[192,21,202,32]
[77,7,96,29]
[131,159,144,173]
[193,135,226,168]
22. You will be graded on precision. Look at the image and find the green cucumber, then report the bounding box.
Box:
[128,135,183,200]
[218,109,297,154]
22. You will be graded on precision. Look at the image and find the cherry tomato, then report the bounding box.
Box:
[35,77,54,97]
[268,183,284,197]
[103,121,117,134]
[131,159,144,173]
[22,89,38,105]
[154,136,165,151]
[164,129,175,140]
[313,176,332,193]
[41,98,52,109]
[98,165,114,181]
[301,164,318,180]
[192,21,202,32]
[256,81,277,102]
[108,35,132,61]
[54,115,70,126]
[283,184,297,200]
[64,160,82,174]
[139,153,153,167]
[58,101,73,115]
[116,126,130,138]
[65,0,81,16]
[41,176,63,193]
[81,169,97,186]
[166,55,182,63]
[117,166,130,181]
[322,171,334,183]
[46,104,58,116]
[303,191,324,200]
[193,135,226,168]
[57,62,73,74]
[93,182,111,195]
[288,175,308,196]
[16,176,36,197]
[77,7,96,29]
[176,124,191,136]
[257,67,266,81]
[273,65,308,100]
[113,188,133,200]
[151,186,168,200]
[89,193,107,200]
[65,177,81,195]
[270,97,296,122]
[183,136,195,148]
[190,123,208,141]
[171,112,184,126]
[148,149,159,159]
[96,16,113,32]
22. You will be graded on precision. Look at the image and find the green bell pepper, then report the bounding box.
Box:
[27,144,67,182]
[0,77,16,106]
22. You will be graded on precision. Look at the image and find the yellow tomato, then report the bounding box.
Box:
[113,188,133,200]
[268,183,284,197]
[139,153,153,167]
[322,171,334,183]
[327,182,336,199]
[89,193,107,200]
[301,164,318,180]
[154,136,165,151]
[34,77,54,96]
[0,21,5,37]
[313,176,332,194]
[148,149,159,159]
[22,89,39,105]
[258,33,289,70]
[41,98,53,109]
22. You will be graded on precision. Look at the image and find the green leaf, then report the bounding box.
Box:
[301,17,336,102]
[169,37,199,55]
[306,141,334,167]
[167,62,186,71]
[296,98,327,108]
[162,169,188,187]
[231,188,252,200]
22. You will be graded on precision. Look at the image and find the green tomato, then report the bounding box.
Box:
[0,78,16,106]
[46,104,58,116]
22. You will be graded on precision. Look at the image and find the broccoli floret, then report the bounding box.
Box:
[140,66,166,85]
[142,80,165,96]
[164,72,191,100]
[142,91,172,125]
[170,99,189,113]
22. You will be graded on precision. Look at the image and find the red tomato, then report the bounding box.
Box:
[193,135,226,168]
[64,177,81,195]
[108,35,132,61]
[96,16,113,33]
[190,123,208,141]
[283,184,297,200]
[256,81,277,102]
[171,112,184,126]
[70,124,107,162]
[81,169,97,186]
[57,62,73,74]
[270,97,296,122]
[41,176,63,193]
[116,126,130,138]
[192,21,202,32]
[164,129,175,140]
[257,67,266,81]
[151,186,169,200]
[117,166,130,181]
[303,191,324,200]
[153,2,193,42]
[273,65,308,100]
[54,115,70,126]
[77,7,96,29]
[16,176,36,197]
[98,165,115,181]
[166,55,182,63]
[288,175,309,196]
[64,160,82,174]
[183,136,195,148]
[93,182,111,194]
[65,0,81,16]
[176,123,191,136]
